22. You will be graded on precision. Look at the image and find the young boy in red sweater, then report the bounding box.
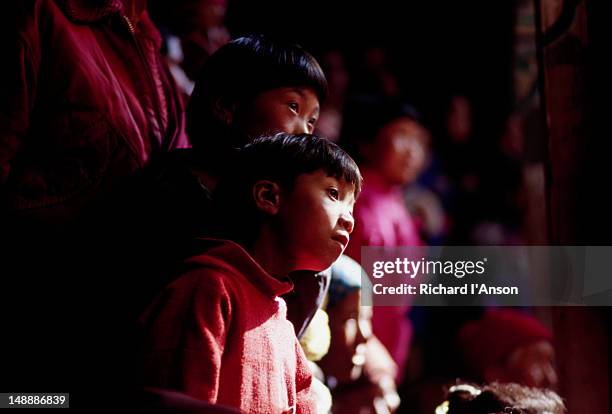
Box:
[138,133,362,413]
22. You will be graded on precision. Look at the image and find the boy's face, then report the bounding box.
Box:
[277,169,355,272]
[370,117,428,186]
[243,87,320,137]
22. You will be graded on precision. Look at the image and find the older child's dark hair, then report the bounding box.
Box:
[186,35,328,173]
[213,133,361,245]
[436,383,565,414]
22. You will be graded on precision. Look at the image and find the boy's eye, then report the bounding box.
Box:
[288,102,299,112]
[327,188,339,200]
[308,117,317,126]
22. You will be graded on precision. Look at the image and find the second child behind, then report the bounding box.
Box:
[139,134,362,413]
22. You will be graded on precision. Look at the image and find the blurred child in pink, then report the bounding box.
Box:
[341,96,430,380]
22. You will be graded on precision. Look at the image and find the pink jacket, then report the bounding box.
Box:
[346,169,422,380]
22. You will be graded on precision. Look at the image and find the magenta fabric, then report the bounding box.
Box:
[0,0,188,218]
[347,169,422,254]
[346,169,422,380]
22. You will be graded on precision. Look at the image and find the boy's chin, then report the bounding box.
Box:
[298,252,342,273]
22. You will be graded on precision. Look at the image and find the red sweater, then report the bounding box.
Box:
[139,239,316,414]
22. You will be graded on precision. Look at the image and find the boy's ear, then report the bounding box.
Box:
[252,181,281,215]
[212,98,234,125]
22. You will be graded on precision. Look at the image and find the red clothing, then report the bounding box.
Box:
[0,0,188,220]
[0,0,188,398]
[458,309,553,376]
[139,239,317,414]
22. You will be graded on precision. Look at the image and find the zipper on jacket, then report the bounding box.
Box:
[121,14,165,153]
[121,14,135,33]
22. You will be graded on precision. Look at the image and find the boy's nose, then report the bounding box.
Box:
[339,212,354,234]
[291,120,310,135]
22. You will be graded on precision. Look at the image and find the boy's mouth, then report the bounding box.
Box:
[332,233,349,248]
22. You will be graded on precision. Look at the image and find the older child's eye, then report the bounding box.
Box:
[327,188,339,200]
[308,117,317,126]
[288,102,299,112]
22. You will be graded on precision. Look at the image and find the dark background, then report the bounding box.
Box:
[226,1,515,137]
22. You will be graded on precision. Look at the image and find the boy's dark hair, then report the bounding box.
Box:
[439,382,565,414]
[213,133,361,245]
[186,35,328,173]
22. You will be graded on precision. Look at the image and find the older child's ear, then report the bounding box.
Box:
[252,181,281,215]
[212,98,234,125]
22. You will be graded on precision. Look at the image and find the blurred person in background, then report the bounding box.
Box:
[318,255,400,414]
[403,307,558,414]
[341,96,429,381]
[436,94,523,245]
[349,47,400,98]
[316,50,350,142]
[458,309,557,389]
[149,0,230,83]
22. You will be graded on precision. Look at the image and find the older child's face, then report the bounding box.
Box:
[243,87,320,137]
[369,118,428,186]
[278,170,355,272]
